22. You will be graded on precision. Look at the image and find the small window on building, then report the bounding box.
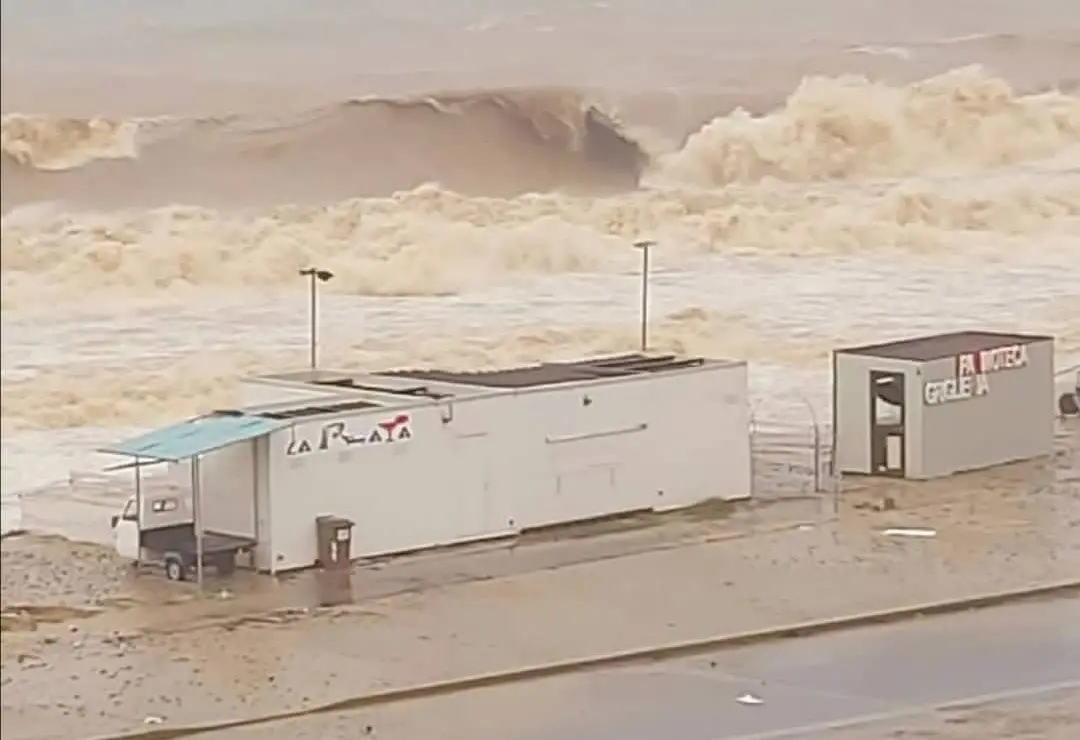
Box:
[151,498,179,513]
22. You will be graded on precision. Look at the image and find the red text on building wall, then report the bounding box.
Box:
[923,344,1029,406]
[286,414,413,456]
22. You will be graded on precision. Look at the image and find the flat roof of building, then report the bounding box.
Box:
[382,353,717,389]
[837,331,1053,362]
[244,354,736,422]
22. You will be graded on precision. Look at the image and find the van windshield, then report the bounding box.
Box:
[121,497,138,521]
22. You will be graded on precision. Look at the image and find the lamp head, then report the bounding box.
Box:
[299,267,335,282]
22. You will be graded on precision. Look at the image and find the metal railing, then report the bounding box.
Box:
[750,406,835,501]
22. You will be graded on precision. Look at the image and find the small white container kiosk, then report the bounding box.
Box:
[832,331,1055,480]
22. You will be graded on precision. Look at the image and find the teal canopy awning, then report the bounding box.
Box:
[99,415,288,462]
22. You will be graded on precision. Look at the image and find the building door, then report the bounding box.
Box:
[869,371,906,477]
[452,433,493,538]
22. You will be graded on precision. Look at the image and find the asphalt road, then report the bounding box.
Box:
[202,596,1080,740]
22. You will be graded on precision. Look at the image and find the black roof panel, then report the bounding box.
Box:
[836,331,1052,362]
[382,353,709,389]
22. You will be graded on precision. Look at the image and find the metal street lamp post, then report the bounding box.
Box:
[633,240,655,352]
[298,267,334,369]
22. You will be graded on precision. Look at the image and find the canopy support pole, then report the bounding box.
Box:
[192,456,204,587]
[134,456,143,566]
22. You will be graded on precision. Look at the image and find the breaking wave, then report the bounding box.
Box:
[1,88,650,208]
[3,66,1080,210]
[2,66,1079,309]
[654,68,1080,187]
[3,176,1079,310]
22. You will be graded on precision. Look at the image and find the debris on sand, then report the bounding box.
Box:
[881,527,937,538]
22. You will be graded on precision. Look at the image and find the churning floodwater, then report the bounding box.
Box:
[2,0,1079,537]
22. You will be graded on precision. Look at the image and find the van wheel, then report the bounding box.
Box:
[165,557,186,582]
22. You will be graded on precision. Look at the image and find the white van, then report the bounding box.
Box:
[110,487,254,581]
